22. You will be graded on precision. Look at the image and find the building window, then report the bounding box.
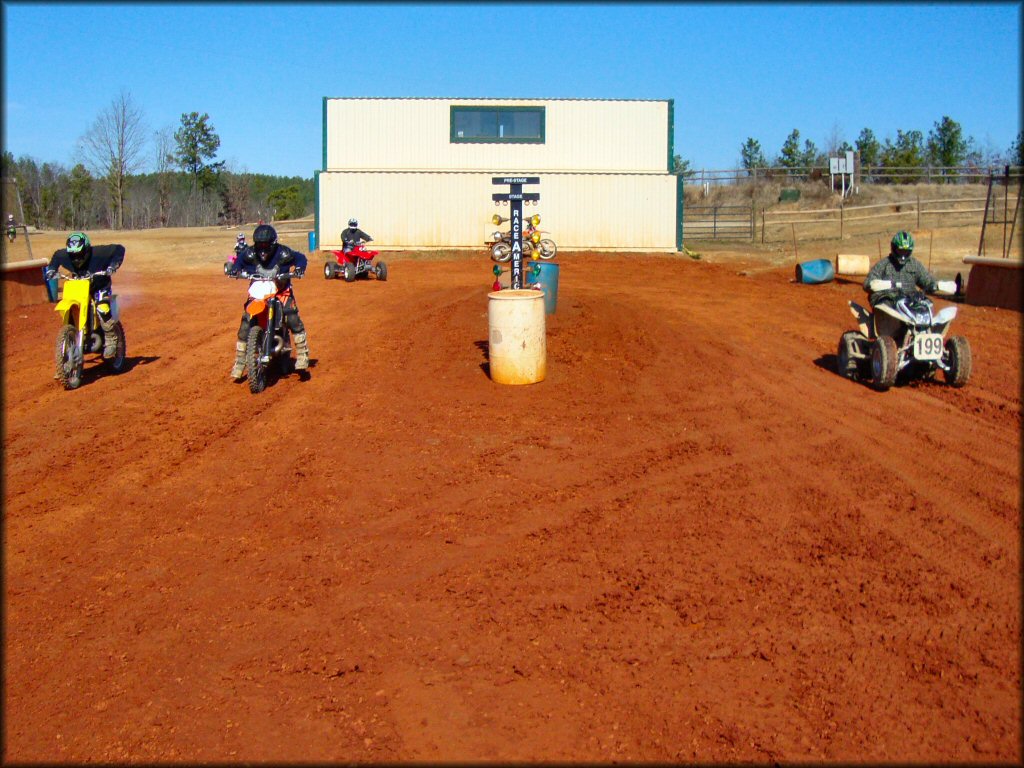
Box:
[450,106,545,143]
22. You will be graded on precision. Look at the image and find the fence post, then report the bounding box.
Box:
[761,208,765,244]
[750,201,755,241]
[917,191,921,229]
[713,206,718,239]
[840,203,844,240]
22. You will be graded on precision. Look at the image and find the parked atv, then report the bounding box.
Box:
[52,270,127,389]
[837,288,971,391]
[231,270,304,394]
[324,243,387,282]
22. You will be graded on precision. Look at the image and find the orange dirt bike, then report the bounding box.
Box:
[488,213,557,262]
[231,268,305,394]
[52,269,127,389]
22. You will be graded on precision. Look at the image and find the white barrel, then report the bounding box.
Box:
[488,289,546,385]
[836,253,871,276]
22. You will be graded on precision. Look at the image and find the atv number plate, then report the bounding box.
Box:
[913,333,944,361]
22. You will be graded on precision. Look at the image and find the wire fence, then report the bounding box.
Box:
[687,165,1003,188]
[760,196,987,243]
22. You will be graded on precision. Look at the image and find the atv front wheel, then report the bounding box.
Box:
[375,261,388,281]
[944,335,972,388]
[343,262,356,282]
[870,335,898,391]
[103,322,127,373]
[54,324,83,390]
[246,325,269,394]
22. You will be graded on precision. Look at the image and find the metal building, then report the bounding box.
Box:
[315,98,682,252]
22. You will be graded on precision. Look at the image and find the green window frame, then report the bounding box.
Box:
[450,106,545,144]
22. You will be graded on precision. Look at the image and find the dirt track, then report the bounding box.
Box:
[3,244,1021,762]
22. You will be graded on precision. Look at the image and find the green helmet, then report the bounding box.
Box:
[890,230,914,264]
[66,232,92,269]
[66,232,91,254]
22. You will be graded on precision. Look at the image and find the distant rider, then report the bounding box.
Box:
[340,218,373,253]
[6,214,16,242]
[45,232,125,359]
[864,230,956,335]
[227,223,310,379]
[234,232,247,258]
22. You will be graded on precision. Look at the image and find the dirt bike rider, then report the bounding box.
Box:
[864,230,956,336]
[227,223,310,379]
[6,214,16,242]
[234,232,247,257]
[44,232,125,359]
[340,218,373,253]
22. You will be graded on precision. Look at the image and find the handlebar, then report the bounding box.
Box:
[228,269,304,280]
[52,268,116,280]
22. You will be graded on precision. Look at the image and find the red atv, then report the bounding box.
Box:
[324,243,388,282]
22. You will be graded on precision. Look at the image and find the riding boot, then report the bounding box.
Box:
[230,340,248,380]
[294,332,310,370]
[100,317,118,358]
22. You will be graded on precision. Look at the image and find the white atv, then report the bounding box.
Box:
[837,279,972,391]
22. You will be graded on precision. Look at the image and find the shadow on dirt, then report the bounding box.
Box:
[71,355,161,388]
[813,354,841,375]
[120,355,160,374]
[474,340,489,376]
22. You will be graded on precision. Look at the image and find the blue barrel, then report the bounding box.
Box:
[42,266,58,302]
[796,258,834,284]
[307,231,317,251]
[534,261,559,314]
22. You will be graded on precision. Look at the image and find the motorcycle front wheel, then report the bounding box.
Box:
[491,242,511,263]
[536,239,557,260]
[246,325,269,394]
[54,324,83,390]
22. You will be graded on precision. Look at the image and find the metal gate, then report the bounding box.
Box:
[683,205,754,241]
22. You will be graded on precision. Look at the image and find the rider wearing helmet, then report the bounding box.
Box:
[864,230,956,336]
[227,223,311,379]
[45,232,126,358]
[340,218,373,253]
[864,231,941,305]
[234,232,247,255]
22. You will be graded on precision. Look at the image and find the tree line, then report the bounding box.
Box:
[2,90,314,231]
[673,117,1023,182]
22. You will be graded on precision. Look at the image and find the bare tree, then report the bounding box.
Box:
[220,161,252,226]
[824,121,845,157]
[154,125,176,227]
[78,90,148,229]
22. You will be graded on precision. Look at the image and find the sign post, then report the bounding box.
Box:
[492,176,540,289]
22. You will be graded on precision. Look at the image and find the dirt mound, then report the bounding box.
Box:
[3,239,1020,761]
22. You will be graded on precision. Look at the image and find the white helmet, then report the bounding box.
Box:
[348,218,358,227]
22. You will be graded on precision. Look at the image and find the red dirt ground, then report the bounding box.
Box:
[3,248,1021,762]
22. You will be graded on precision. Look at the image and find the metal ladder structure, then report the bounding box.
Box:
[978,165,1022,259]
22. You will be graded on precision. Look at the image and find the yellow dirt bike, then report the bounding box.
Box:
[52,270,127,389]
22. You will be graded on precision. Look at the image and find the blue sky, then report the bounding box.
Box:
[3,2,1021,177]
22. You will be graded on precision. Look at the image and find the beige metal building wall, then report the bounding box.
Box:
[317,171,678,252]
[324,98,671,173]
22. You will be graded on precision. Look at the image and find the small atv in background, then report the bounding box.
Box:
[324,243,387,282]
[837,289,972,391]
